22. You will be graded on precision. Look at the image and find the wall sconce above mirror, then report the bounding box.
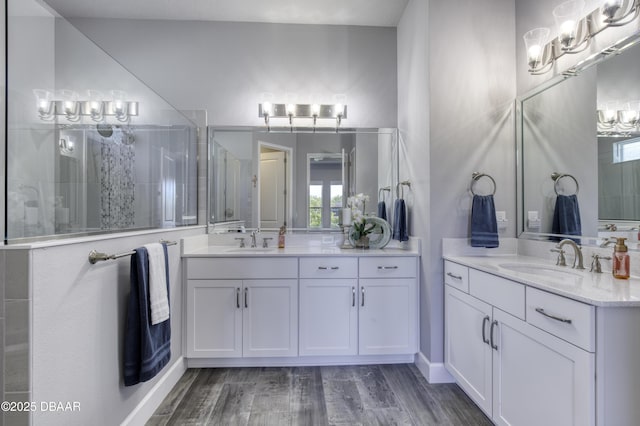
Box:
[523,0,640,75]
[33,89,139,122]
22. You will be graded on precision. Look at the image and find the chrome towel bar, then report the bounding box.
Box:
[88,240,177,264]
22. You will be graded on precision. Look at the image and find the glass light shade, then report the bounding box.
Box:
[33,89,54,119]
[618,101,640,128]
[311,103,321,116]
[110,90,128,121]
[285,92,297,116]
[286,103,295,116]
[56,89,80,121]
[262,101,273,116]
[602,0,624,20]
[523,27,551,69]
[86,90,104,121]
[598,101,619,128]
[553,0,586,48]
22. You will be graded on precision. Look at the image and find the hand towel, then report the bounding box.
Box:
[551,194,581,242]
[392,199,409,242]
[124,245,171,386]
[377,201,387,221]
[470,195,499,248]
[145,243,170,325]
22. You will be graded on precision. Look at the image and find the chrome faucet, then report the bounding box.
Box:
[250,229,259,248]
[556,239,585,270]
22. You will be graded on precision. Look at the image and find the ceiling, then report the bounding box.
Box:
[42,0,410,27]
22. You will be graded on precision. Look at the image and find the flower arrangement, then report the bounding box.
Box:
[347,193,374,241]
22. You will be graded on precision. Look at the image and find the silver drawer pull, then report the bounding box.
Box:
[446,272,462,280]
[535,308,572,324]
[377,266,399,270]
[352,287,356,307]
[318,266,340,270]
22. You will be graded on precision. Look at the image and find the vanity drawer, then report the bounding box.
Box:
[299,257,358,278]
[444,261,469,293]
[526,287,595,352]
[358,257,417,278]
[469,269,525,319]
[187,257,298,279]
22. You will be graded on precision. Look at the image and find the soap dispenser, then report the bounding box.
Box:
[612,237,630,279]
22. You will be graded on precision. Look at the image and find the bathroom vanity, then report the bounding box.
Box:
[182,235,420,367]
[443,253,640,426]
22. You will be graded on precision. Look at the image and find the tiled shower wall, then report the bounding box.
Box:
[2,249,30,426]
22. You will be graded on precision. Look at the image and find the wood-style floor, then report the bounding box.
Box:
[147,364,491,426]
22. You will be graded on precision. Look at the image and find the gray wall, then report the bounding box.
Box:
[69,19,398,129]
[399,0,516,364]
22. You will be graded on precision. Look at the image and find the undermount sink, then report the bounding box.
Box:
[224,247,278,254]
[498,262,583,278]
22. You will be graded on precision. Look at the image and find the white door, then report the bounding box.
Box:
[243,279,298,357]
[186,280,242,358]
[358,278,417,355]
[444,285,494,417]
[260,151,286,228]
[492,309,595,426]
[299,279,358,356]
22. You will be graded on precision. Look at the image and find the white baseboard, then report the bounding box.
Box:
[414,352,454,384]
[187,354,414,368]
[121,357,187,426]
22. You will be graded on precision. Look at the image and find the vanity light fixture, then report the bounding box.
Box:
[34,89,140,122]
[597,100,640,135]
[258,102,348,131]
[524,0,640,75]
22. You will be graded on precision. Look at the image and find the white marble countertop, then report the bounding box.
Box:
[444,254,640,307]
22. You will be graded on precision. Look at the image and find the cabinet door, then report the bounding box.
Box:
[299,279,358,356]
[186,280,242,358]
[492,309,595,426]
[358,278,417,355]
[444,285,493,417]
[243,279,298,357]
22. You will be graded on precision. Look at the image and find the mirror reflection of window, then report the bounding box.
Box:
[309,183,323,228]
[330,183,343,228]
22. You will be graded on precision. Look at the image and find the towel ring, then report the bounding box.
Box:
[470,172,496,196]
[396,181,411,199]
[378,187,391,200]
[551,172,579,196]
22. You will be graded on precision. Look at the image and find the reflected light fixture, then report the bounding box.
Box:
[34,89,140,122]
[598,100,640,135]
[524,0,640,75]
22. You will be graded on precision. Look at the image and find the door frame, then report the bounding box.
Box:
[258,141,293,229]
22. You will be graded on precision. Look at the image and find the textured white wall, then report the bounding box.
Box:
[69,19,398,128]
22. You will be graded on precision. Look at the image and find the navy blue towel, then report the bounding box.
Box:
[470,195,499,248]
[377,201,387,221]
[392,199,409,242]
[124,244,171,387]
[552,194,581,242]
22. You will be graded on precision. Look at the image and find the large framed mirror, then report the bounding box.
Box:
[517,33,640,247]
[209,127,398,231]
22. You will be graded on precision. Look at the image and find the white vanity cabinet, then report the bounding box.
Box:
[186,258,298,358]
[444,261,595,426]
[299,257,359,356]
[358,257,418,355]
[299,256,418,356]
